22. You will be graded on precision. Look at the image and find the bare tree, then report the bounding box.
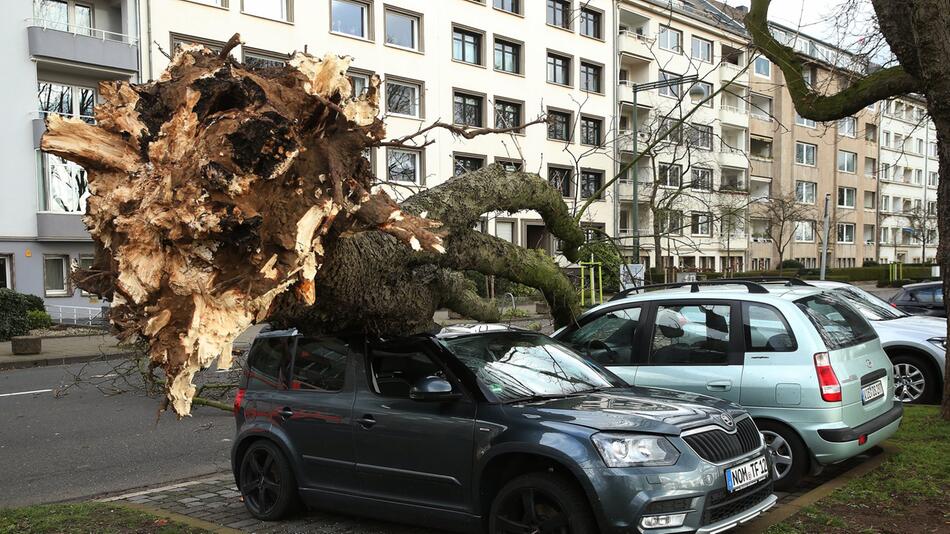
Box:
[761,191,817,273]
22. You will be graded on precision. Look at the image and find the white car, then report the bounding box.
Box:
[789,280,945,404]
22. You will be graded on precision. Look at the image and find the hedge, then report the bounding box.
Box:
[0,289,32,342]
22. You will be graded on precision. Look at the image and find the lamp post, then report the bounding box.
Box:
[627,74,705,262]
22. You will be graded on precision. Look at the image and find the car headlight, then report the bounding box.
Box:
[591,433,680,467]
[927,337,946,350]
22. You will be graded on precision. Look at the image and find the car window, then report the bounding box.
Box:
[743,303,796,352]
[292,337,349,392]
[560,307,640,365]
[369,347,447,399]
[937,289,944,304]
[912,288,935,304]
[650,303,731,365]
[247,336,293,389]
[795,294,877,350]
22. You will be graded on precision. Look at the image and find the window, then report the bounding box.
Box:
[243,0,291,21]
[650,304,731,365]
[689,124,713,150]
[659,163,682,187]
[547,53,571,86]
[913,169,923,185]
[795,180,817,204]
[387,149,420,183]
[495,220,515,242]
[453,92,483,126]
[561,308,641,365]
[35,0,68,31]
[384,9,419,50]
[385,80,420,117]
[580,117,602,145]
[43,153,89,213]
[837,150,856,173]
[691,212,711,236]
[691,81,713,106]
[802,66,815,87]
[658,211,683,234]
[494,0,520,14]
[347,71,370,96]
[795,142,817,166]
[691,36,713,63]
[43,255,68,297]
[837,223,855,243]
[658,70,680,98]
[928,171,939,187]
[547,110,572,141]
[454,154,484,177]
[494,38,521,74]
[865,157,877,177]
[579,8,602,38]
[744,303,796,352]
[497,159,523,172]
[292,338,349,391]
[453,28,482,65]
[794,221,815,242]
[750,94,772,119]
[548,166,572,197]
[495,99,522,130]
[864,191,876,209]
[0,256,11,290]
[369,347,447,398]
[658,25,682,52]
[838,117,856,137]
[691,167,712,191]
[795,294,876,350]
[546,0,570,29]
[247,336,292,388]
[243,50,288,69]
[795,113,816,128]
[580,170,603,199]
[658,119,683,144]
[580,62,602,93]
[754,56,771,77]
[331,0,368,38]
[38,81,95,123]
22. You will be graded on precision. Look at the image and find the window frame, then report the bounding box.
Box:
[658,163,682,188]
[241,0,293,23]
[837,150,857,173]
[691,36,713,63]
[690,167,713,191]
[453,90,484,127]
[242,47,290,69]
[546,0,571,30]
[579,60,603,94]
[493,36,522,75]
[836,222,855,244]
[383,5,422,52]
[290,336,352,393]
[494,97,524,131]
[579,168,604,200]
[837,186,856,208]
[43,254,70,297]
[452,25,484,66]
[546,51,572,87]
[453,152,486,177]
[658,25,683,53]
[794,220,816,242]
[644,300,742,367]
[795,141,817,166]
[0,255,13,290]
[329,0,371,40]
[547,165,574,197]
[579,7,603,40]
[386,147,423,184]
[384,77,423,118]
[741,302,798,353]
[753,56,771,78]
[547,108,573,142]
[579,115,603,146]
[690,211,712,236]
[795,180,817,204]
[493,0,521,15]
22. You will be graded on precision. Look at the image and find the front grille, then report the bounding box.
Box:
[683,417,761,463]
[643,497,693,515]
[702,481,773,525]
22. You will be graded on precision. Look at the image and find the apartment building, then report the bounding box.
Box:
[0,0,139,311]
[615,0,752,273]
[140,0,617,259]
[877,95,939,264]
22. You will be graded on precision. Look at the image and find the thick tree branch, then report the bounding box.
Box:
[435,270,501,323]
[745,0,920,121]
[377,117,547,148]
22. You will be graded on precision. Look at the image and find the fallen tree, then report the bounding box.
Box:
[42,35,584,417]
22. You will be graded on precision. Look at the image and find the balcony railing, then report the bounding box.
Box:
[26,18,138,45]
[721,104,747,114]
[618,30,655,45]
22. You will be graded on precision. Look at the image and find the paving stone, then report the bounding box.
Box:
[227,519,261,529]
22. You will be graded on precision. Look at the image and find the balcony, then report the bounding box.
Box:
[749,156,772,178]
[617,130,652,154]
[36,212,89,240]
[720,62,748,85]
[720,104,747,127]
[618,30,655,62]
[618,82,658,108]
[27,18,139,73]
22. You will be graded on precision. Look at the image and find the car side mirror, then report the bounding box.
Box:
[409,377,462,402]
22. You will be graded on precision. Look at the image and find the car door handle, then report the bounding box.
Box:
[356,415,376,429]
[277,407,294,419]
[706,381,732,391]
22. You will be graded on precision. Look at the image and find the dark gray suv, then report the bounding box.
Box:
[231,328,776,533]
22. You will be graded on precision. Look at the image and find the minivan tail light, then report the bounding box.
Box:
[814,352,841,402]
[233,388,247,415]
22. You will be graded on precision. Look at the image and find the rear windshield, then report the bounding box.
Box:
[795,294,877,350]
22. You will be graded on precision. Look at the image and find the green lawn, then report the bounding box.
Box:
[767,405,950,533]
[0,502,212,534]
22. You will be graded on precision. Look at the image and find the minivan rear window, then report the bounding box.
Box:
[795,294,877,350]
[247,336,293,388]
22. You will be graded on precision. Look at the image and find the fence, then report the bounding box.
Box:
[44,304,107,326]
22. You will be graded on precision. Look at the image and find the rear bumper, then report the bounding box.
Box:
[817,401,903,442]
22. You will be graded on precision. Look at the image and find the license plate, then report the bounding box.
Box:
[725,455,769,493]
[862,378,886,404]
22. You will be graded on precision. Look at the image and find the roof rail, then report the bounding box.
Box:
[726,276,814,287]
[610,279,769,301]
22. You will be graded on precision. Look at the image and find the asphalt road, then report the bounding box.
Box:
[0,360,234,507]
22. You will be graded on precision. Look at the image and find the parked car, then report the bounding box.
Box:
[554,280,903,491]
[806,280,946,404]
[232,327,777,533]
[889,281,946,318]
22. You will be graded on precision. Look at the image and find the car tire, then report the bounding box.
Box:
[489,472,596,534]
[891,354,935,404]
[756,420,807,492]
[238,440,299,521]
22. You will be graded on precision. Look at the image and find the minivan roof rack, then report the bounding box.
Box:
[727,276,814,287]
[610,280,769,301]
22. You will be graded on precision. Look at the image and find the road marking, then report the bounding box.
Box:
[0,388,53,398]
[97,473,233,502]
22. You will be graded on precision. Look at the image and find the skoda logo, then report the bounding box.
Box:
[719,412,735,428]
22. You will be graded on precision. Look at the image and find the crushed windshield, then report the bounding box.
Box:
[441,333,617,402]
[834,287,906,321]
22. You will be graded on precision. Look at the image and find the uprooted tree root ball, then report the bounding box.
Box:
[43,34,584,417]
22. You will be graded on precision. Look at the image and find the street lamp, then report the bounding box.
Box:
[626,74,707,261]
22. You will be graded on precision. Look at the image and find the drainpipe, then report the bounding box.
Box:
[145,0,153,81]
[612,3,620,251]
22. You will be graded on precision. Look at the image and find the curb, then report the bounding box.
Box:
[734,443,897,533]
[118,502,243,534]
[0,351,133,371]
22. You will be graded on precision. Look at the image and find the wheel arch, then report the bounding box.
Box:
[883,345,943,401]
[231,427,302,488]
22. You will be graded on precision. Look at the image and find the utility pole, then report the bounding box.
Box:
[820,193,831,280]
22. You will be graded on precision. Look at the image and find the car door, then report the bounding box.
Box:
[352,338,477,512]
[555,305,645,384]
[737,302,805,408]
[633,299,744,403]
[272,335,359,494]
